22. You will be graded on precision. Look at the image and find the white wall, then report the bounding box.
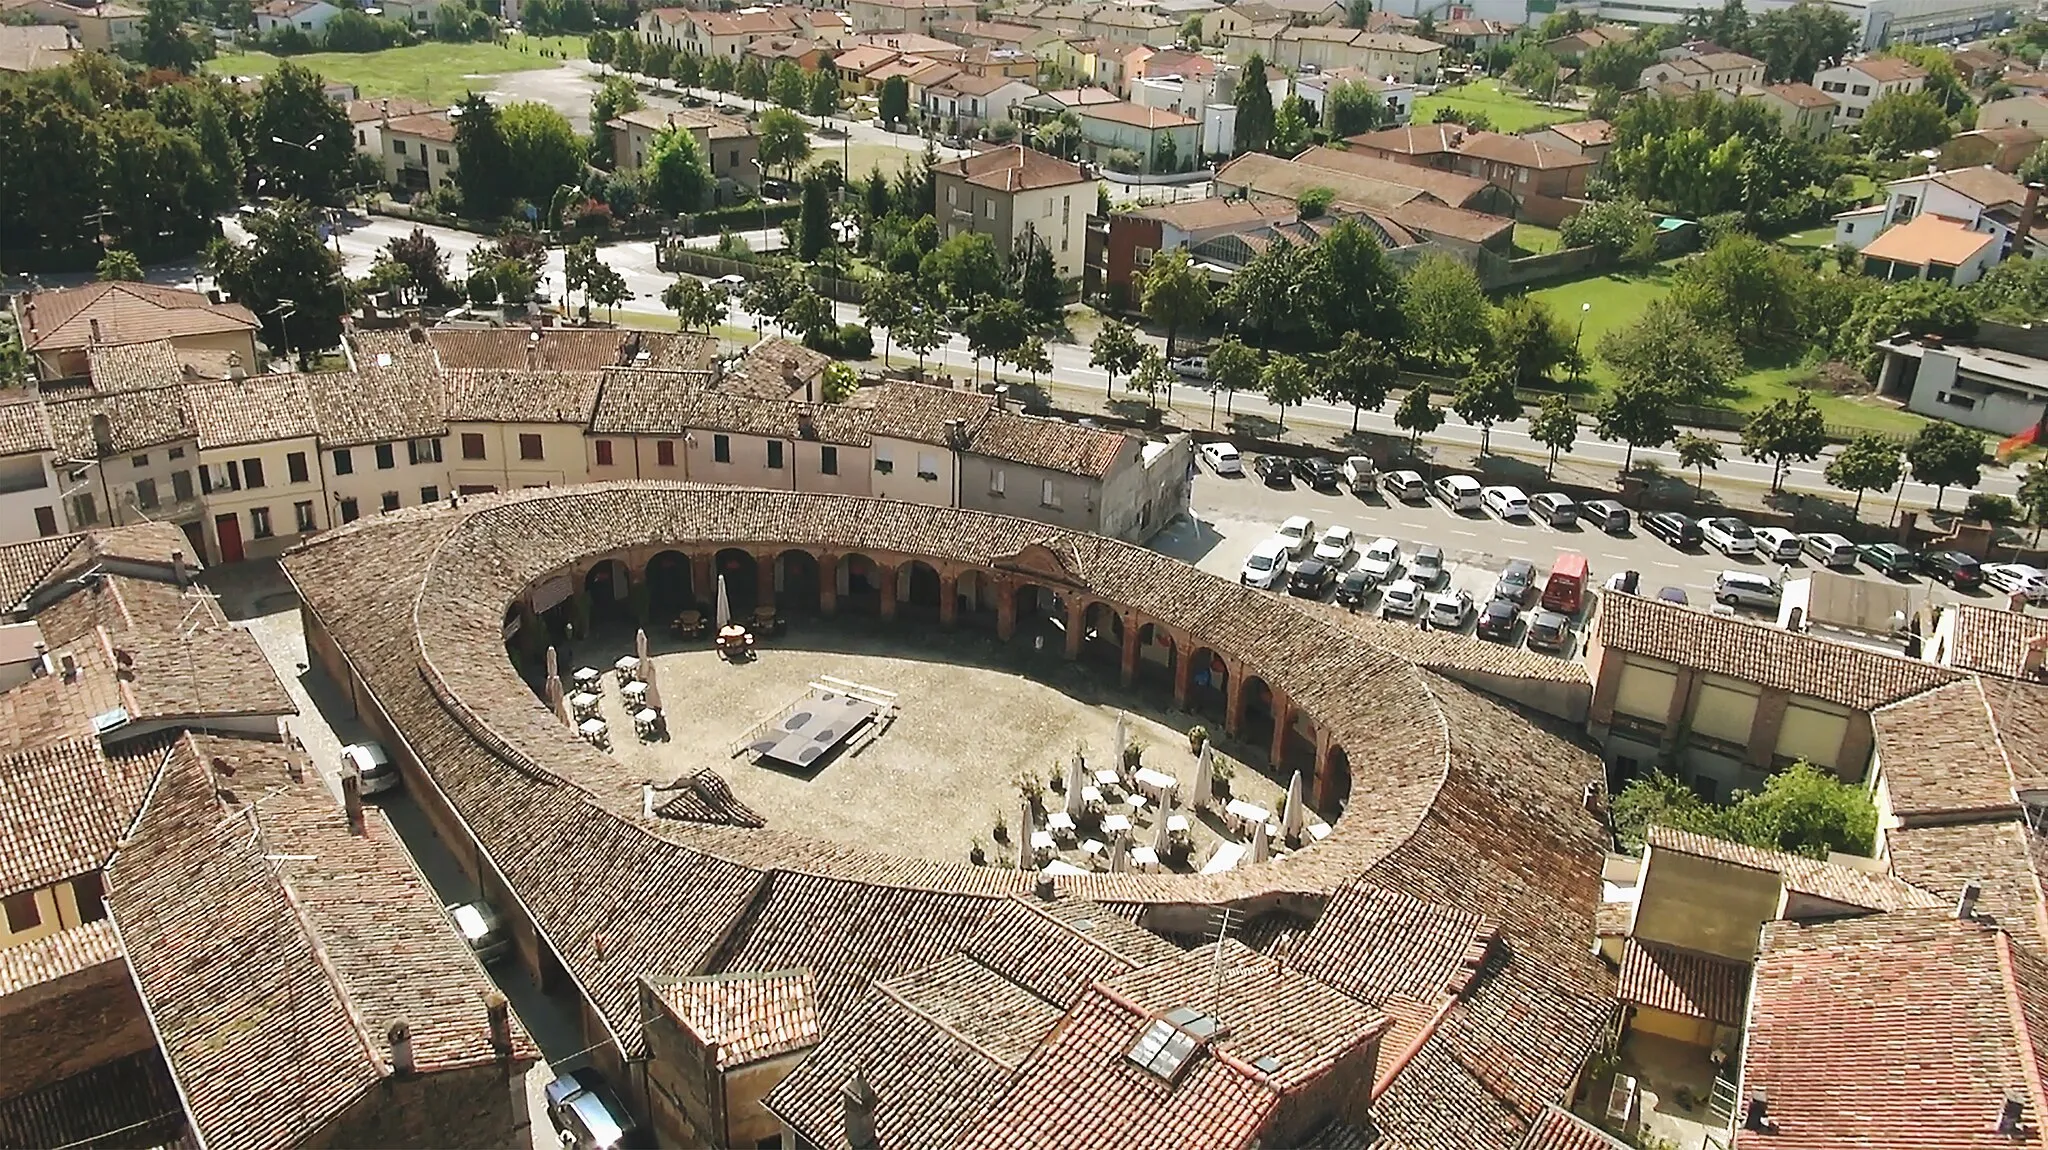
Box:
[322,436,449,526]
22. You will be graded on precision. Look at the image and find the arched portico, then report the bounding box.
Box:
[583,558,630,621]
[713,547,758,615]
[835,553,882,614]
[899,559,943,617]
[1134,621,1177,692]
[646,550,694,615]
[775,549,821,614]
[1080,600,1123,668]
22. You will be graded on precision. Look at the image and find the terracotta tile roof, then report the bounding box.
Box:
[833,43,901,73]
[1647,826,1943,912]
[430,326,712,372]
[18,282,257,353]
[1887,818,2045,943]
[650,969,822,1068]
[383,110,457,142]
[1078,99,1197,129]
[1945,604,2048,680]
[1739,910,2048,1150]
[1595,592,1960,712]
[1289,883,1498,1005]
[1126,197,1286,230]
[0,917,121,996]
[1765,80,1834,108]
[961,895,1181,1002]
[1291,144,1494,207]
[1843,54,1927,83]
[0,1049,191,1150]
[122,625,297,723]
[1214,151,1430,212]
[1860,211,1999,269]
[0,24,75,73]
[182,373,318,449]
[445,369,604,425]
[1537,118,1614,145]
[343,95,441,122]
[692,389,876,448]
[0,536,84,610]
[721,336,831,400]
[1931,164,2031,208]
[934,143,1090,192]
[880,950,1065,1064]
[967,410,1129,477]
[82,338,185,390]
[1384,199,1516,245]
[613,105,756,140]
[1989,681,2048,793]
[0,391,53,457]
[1296,597,1590,686]
[1874,680,2018,820]
[44,384,194,458]
[585,368,713,436]
[0,735,148,897]
[1615,937,1748,1024]
[1347,124,1594,170]
[651,767,767,827]
[1518,1105,1629,1150]
[869,379,997,444]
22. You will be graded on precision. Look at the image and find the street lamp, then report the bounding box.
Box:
[268,298,298,370]
[748,158,769,240]
[1572,301,1590,385]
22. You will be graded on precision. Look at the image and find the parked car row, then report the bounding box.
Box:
[1632,512,2040,599]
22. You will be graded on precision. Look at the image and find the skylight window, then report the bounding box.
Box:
[1127,1007,1223,1083]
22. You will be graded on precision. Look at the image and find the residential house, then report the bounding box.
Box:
[830,43,903,92]
[607,106,760,200]
[923,71,1040,128]
[745,35,826,70]
[1815,56,1927,129]
[1871,330,2048,436]
[1521,118,1616,164]
[1075,98,1200,171]
[0,0,138,48]
[1042,36,1153,95]
[1293,67,1417,126]
[344,96,443,166]
[1585,590,1959,799]
[1103,197,1294,294]
[1976,93,2048,130]
[1542,23,1635,57]
[864,54,965,104]
[443,368,597,495]
[793,7,852,47]
[254,0,341,35]
[1923,602,2048,681]
[184,374,325,564]
[1950,44,2005,85]
[376,0,445,28]
[1636,49,1763,91]
[931,18,1056,52]
[2002,67,2048,97]
[0,24,74,73]
[855,29,967,57]
[846,0,977,33]
[1232,26,1446,84]
[1833,166,2040,259]
[14,282,259,383]
[311,329,450,525]
[1435,17,1517,52]
[1080,6,1177,47]
[934,144,1094,279]
[381,111,459,196]
[865,381,993,507]
[0,395,60,543]
[1242,0,1346,24]
[959,45,1042,80]
[1345,122,1595,225]
[41,342,212,548]
[1857,211,2002,285]
[638,7,798,57]
[1713,81,1836,141]
[1210,150,1516,255]
[1940,125,2046,173]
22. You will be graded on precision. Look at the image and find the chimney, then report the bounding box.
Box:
[90,412,113,456]
[170,549,186,587]
[798,411,817,439]
[2020,182,2043,253]
[388,1021,415,1076]
[342,770,364,834]
[487,990,513,1058]
[1034,874,1055,899]
[994,385,1009,411]
[524,340,538,371]
[88,317,102,345]
[1745,1087,1772,1132]
[841,1067,879,1150]
[408,324,426,344]
[2001,1087,2029,1135]
[946,417,968,447]
[30,641,48,677]
[1958,878,1982,919]
[1581,781,1602,816]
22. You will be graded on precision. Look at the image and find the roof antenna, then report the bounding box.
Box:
[1209,905,1234,1017]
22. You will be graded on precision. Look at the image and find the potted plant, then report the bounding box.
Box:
[1048,764,1065,794]
[1020,773,1045,813]
[1212,758,1235,801]
[969,838,985,865]
[992,812,1009,844]
[1187,724,1208,754]
[1123,739,1144,770]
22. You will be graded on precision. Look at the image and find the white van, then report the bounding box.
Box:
[1432,474,1482,512]
[1752,527,1803,564]
[1801,532,1858,569]
[342,742,399,795]
[1714,571,1782,611]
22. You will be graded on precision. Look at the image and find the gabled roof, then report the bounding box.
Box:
[18,282,257,354]
[1836,54,1927,83]
[381,110,457,142]
[1928,163,2033,209]
[933,143,1088,192]
[1616,937,1749,1025]
[0,391,54,458]
[967,409,1130,477]
[183,372,318,449]
[1346,123,1594,169]
[1646,826,1944,913]
[1535,118,1614,145]
[1764,80,1834,109]
[867,379,998,444]
[1860,210,2000,269]
[1872,679,2019,821]
[0,735,146,897]
[317,328,448,448]
[649,969,821,1068]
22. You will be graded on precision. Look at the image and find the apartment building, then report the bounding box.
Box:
[1815,56,1927,129]
[1713,81,1837,141]
[0,0,139,49]
[637,6,798,56]
[933,144,1093,280]
[607,106,760,200]
[382,111,460,196]
[14,282,260,383]
[310,329,450,524]
[846,0,976,33]
[186,375,325,564]
[1637,49,1764,91]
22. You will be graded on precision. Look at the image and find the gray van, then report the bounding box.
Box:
[1531,492,1578,527]
[1579,499,1631,534]
[545,1070,640,1150]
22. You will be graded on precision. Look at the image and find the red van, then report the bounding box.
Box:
[1542,552,1589,615]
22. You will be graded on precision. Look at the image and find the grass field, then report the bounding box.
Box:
[1513,222,1563,256]
[1411,78,1580,133]
[810,139,929,179]
[208,35,584,99]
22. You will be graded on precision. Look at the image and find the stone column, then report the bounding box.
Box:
[1120,618,1142,687]
[818,551,839,616]
[878,563,899,620]
[938,571,959,627]
[1172,646,1195,709]
[1661,667,1698,757]
[1064,599,1086,660]
[1269,696,1293,771]
[753,549,778,610]
[1312,728,1335,810]
[1224,672,1247,738]
[691,552,714,606]
[996,581,1017,641]
[1746,688,1790,771]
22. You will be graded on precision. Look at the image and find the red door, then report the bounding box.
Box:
[214,513,244,564]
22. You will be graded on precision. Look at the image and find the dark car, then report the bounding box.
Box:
[1859,542,1921,578]
[1253,455,1292,486]
[1526,610,1572,651]
[1922,549,1984,589]
[1334,568,1375,607]
[1644,512,1703,548]
[1289,558,1335,599]
[1494,558,1538,604]
[1475,597,1520,640]
[1292,455,1342,490]
[1657,586,1690,605]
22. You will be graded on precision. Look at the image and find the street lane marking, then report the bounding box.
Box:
[1654,562,1681,569]
[1449,530,1477,538]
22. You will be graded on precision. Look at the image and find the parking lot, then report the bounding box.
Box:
[1151,454,2044,651]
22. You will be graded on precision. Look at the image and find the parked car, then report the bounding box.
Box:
[1292,455,1341,490]
[1382,469,1428,503]
[1431,473,1482,511]
[1859,542,1920,578]
[1482,484,1531,520]
[1240,539,1289,589]
[446,900,511,965]
[1380,577,1423,617]
[1289,558,1335,598]
[1170,355,1209,380]
[1335,568,1375,607]
[1426,590,1474,629]
[1409,544,1446,588]
[1198,441,1243,475]
[1752,527,1804,563]
[341,741,399,796]
[1644,512,1703,548]
[1922,549,1984,589]
[1656,586,1690,605]
[546,1069,641,1150]
[714,273,748,293]
[1985,563,2048,603]
[1714,570,1782,611]
[1341,456,1376,493]
[1531,492,1578,527]
[1357,536,1401,583]
[1606,569,1641,595]
[1313,525,1356,566]
[1494,558,1538,604]
[1475,597,1520,640]
[1701,517,1756,557]
[1580,499,1632,534]
[1275,516,1316,558]
[1801,532,1858,569]
[1526,610,1572,651]
[1253,455,1291,486]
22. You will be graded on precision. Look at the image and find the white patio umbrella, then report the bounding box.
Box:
[642,656,663,711]
[1251,817,1270,863]
[1111,712,1127,768]
[1109,835,1129,873]
[545,644,559,682]
[1015,796,1034,869]
[1151,797,1173,854]
[715,574,732,629]
[1191,742,1213,811]
[1281,771,1306,841]
[635,627,649,666]
[1064,751,1086,820]
[546,673,570,727]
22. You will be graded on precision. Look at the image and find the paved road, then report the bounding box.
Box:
[1158,460,2039,651]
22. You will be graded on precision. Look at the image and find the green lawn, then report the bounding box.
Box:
[208,35,583,100]
[1777,225,1835,251]
[811,139,929,178]
[1513,222,1563,256]
[1411,78,1582,134]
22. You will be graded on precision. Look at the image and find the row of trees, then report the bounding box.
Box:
[588,33,840,121]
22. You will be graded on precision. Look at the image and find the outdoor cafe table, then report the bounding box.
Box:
[1133,767,1178,800]
[1201,842,1248,874]
[614,655,640,680]
[622,681,648,707]
[572,667,601,689]
[577,717,608,744]
[1224,799,1270,834]
[1101,813,1132,836]
[569,691,600,717]
[1030,830,1056,860]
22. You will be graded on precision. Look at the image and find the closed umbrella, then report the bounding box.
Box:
[1111,712,1127,770]
[545,645,558,682]
[546,673,570,727]
[1109,835,1129,873]
[642,656,662,711]
[1015,796,1034,869]
[716,574,732,630]
[1192,742,1213,811]
[1151,797,1173,854]
[1251,817,1270,863]
[1065,751,1086,820]
[636,628,649,667]
[1282,771,1305,841]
